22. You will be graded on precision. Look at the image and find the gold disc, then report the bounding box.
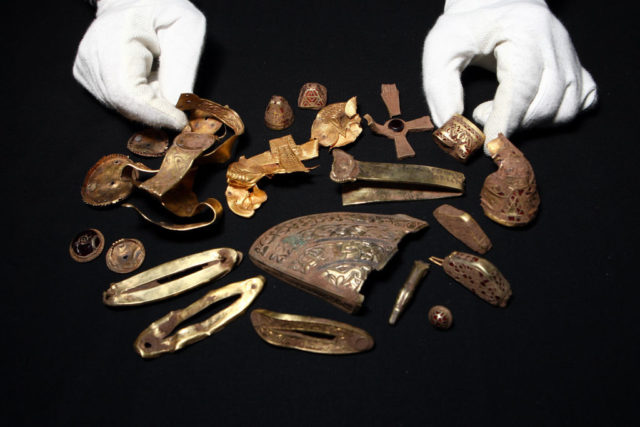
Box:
[81,154,138,207]
[105,238,146,274]
[127,129,169,157]
[69,228,105,263]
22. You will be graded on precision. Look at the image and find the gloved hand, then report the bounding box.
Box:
[73,0,206,130]
[423,0,598,153]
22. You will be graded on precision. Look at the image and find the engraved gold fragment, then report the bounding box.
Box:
[134,276,265,358]
[250,212,427,313]
[429,251,511,307]
[250,309,374,355]
[310,97,362,149]
[103,248,242,306]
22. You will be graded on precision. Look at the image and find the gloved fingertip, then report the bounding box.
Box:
[581,87,598,111]
[472,101,493,126]
[482,124,504,157]
[580,68,598,111]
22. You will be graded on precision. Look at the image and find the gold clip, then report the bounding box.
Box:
[103,248,242,306]
[134,276,265,358]
[250,309,374,355]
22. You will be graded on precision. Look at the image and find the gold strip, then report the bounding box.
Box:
[250,309,374,355]
[330,149,464,205]
[103,248,242,306]
[341,185,463,206]
[134,276,264,358]
[355,161,464,189]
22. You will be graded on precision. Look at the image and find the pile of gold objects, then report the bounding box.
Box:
[82,93,244,231]
[73,81,545,358]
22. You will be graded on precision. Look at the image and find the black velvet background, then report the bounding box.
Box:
[5,1,638,425]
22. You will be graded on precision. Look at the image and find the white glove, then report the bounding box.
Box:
[73,0,206,130]
[423,0,598,153]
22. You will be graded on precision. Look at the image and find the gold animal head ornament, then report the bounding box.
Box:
[310,97,362,149]
[480,134,540,227]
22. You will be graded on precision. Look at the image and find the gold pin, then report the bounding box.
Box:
[389,260,430,325]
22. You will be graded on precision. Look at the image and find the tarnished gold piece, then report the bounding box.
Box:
[389,260,430,325]
[82,94,243,231]
[264,95,294,130]
[69,228,105,263]
[103,248,242,306]
[364,84,434,159]
[481,134,540,227]
[433,114,485,162]
[429,251,511,307]
[127,129,169,157]
[250,309,374,355]
[105,238,145,273]
[134,276,264,358]
[81,154,139,206]
[330,149,465,205]
[225,135,319,218]
[310,97,362,149]
[250,212,427,313]
[433,204,492,254]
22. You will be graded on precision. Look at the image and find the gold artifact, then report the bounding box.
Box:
[363,84,434,159]
[134,276,265,358]
[310,97,362,149]
[69,228,104,263]
[250,212,427,313]
[480,134,540,227]
[127,128,169,157]
[82,93,243,231]
[264,95,294,130]
[225,135,319,218]
[298,82,327,110]
[103,247,242,306]
[105,238,145,273]
[433,204,492,254]
[81,154,140,207]
[428,305,453,330]
[330,149,465,205]
[429,251,511,307]
[250,309,374,355]
[389,260,430,325]
[432,114,485,162]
